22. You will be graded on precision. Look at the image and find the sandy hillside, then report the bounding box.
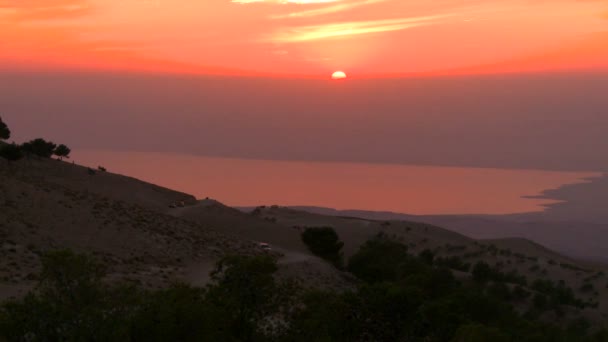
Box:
[3,157,608,324]
[0,158,347,300]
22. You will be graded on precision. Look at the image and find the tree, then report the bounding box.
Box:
[0,116,9,141]
[472,261,493,284]
[0,143,22,162]
[204,255,293,341]
[301,227,344,268]
[347,237,410,283]
[0,250,130,341]
[54,144,71,160]
[451,324,510,342]
[21,138,57,158]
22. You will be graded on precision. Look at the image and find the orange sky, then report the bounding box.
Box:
[1,0,608,77]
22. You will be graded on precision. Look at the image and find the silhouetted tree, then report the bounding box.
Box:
[347,237,410,283]
[205,255,293,341]
[472,261,493,284]
[0,250,124,341]
[301,227,344,268]
[419,249,435,265]
[54,144,71,160]
[0,143,23,162]
[21,138,57,158]
[0,116,9,141]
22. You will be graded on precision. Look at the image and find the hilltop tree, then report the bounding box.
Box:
[0,143,23,162]
[21,138,57,158]
[54,144,71,160]
[0,116,9,141]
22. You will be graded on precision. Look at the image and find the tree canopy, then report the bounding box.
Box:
[0,143,23,162]
[0,116,9,140]
[301,227,344,268]
[1,242,605,341]
[21,138,57,158]
[54,144,71,160]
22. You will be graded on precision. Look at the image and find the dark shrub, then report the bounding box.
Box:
[21,138,57,158]
[472,261,493,284]
[0,143,22,162]
[348,238,409,283]
[435,256,471,272]
[301,227,344,268]
[580,283,595,293]
[0,116,10,140]
[54,144,71,160]
[0,250,129,341]
[419,249,435,265]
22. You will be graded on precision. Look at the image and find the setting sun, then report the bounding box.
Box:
[331,71,347,80]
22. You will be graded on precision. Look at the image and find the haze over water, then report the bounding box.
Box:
[73,150,599,215]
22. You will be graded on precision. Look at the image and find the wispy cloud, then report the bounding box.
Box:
[270,14,449,42]
[232,0,339,4]
[0,0,91,21]
[271,0,384,19]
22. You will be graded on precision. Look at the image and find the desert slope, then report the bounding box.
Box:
[0,158,348,300]
[3,157,608,323]
[0,158,257,299]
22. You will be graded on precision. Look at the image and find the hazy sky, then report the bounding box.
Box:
[2,71,607,171]
[2,1,608,172]
[1,0,607,76]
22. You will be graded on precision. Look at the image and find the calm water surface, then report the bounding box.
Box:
[72,150,599,215]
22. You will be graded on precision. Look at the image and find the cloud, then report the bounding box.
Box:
[0,0,91,21]
[232,0,339,4]
[269,14,449,42]
[271,0,385,18]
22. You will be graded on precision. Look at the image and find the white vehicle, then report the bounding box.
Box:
[258,242,272,252]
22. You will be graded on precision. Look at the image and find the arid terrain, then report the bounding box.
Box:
[2,157,608,326]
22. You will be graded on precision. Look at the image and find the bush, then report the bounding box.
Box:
[301,227,344,268]
[2,246,603,342]
[471,261,526,286]
[0,250,126,341]
[419,249,435,265]
[472,261,493,283]
[452,323,510,342]
[347,237,409,283]
[0,116,10,140]
[0,143,22,162]
[580,283,595,293]
[21,138,57,158]
[435,256,471,272]
[0,251,292,342]
[512,286,531,300]
[531,279,584,308]
[54,144,71,160]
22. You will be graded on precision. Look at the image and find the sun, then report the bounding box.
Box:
[331,71,347,80]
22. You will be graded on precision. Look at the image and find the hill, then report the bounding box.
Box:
[243,205,608,324]
[285,206,608,263]
[0,157,350,301]
[2,157,608,331]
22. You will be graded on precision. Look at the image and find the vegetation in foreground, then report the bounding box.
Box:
[2,235,608,341]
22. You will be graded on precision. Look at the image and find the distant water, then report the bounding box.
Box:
[72,150,599,215]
